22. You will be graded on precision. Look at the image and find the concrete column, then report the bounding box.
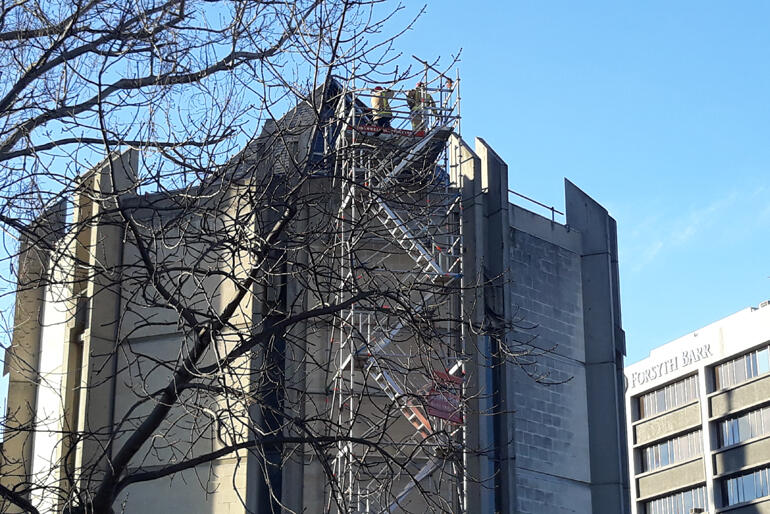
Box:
[0,203,66,511]
[475,138,517,512]
[280,185,310,514]
[72,150,136,493]
[626,393,641,513]
[565,179,630,513]
[450,135,495,513]
[697,367,717,512]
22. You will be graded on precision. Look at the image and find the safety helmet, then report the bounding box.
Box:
[373,86,383,90]
[416,82,424,87]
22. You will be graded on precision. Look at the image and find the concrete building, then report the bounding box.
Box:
[2,82,629,513]
[626,302,770,514]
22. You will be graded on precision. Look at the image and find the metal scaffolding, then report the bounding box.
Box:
[326,65,465,513]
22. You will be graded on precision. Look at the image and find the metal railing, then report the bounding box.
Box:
[508,188,564,222]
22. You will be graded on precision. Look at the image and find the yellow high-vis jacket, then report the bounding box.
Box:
[371,88,394,119]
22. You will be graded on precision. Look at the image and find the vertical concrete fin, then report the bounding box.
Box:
[72,150,135,493]
[474,137,517,512]
[4,200,67,377]
[565,178,630,513]
[450,134,496,513]
[1,201,68,505]
[474,137,510,299]
[86,148,138,198]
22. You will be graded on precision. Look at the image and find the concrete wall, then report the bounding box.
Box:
[633,403,701,446]
[115,457,248,514]
[507,208,584,362]
[28,253,72,511]
[721,499,770,514]
[506,213,594,512]
[714,437,770,476]
[636,459,705,500]
[1,202,66,512]
[452,134,496,512]
[515,467,593,514]
[459,137,629,514]
[566,180,630,512]
[476,138,517,512]
[73,150,138,496]
[711,375,770,418]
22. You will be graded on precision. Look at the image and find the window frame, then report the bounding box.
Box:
[714,345,770,391]
[722,466,770,507]
[717,404,770,448]
[640,430,703,473]
[638,375,699,420]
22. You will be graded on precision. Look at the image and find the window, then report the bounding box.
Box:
[718,404,770,447]
[641,430,703,472]
[715,346,770,390]
[645,486,707,514]
[639,375,699,419]
[759,347,770,375]
[723,466,770,506]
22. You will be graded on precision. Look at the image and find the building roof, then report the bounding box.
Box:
[625,301,770,394]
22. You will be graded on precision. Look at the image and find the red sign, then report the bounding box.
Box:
[348,124,425,138]
[425,371,463,424]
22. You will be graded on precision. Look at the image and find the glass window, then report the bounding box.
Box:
[718,405,770,447]
[727,477,736,505]
[641,430,702,472]
[750,410,762,435]
[723,465,770,507]
[743,473,756,502]
[682,492,693,513]
[715,345,770,390]
[739,415,751,440]
[645,486,706,514]
[736,358,743,385]
[659,442,669,468]
[759,348,770,375]
[638,376,699,419]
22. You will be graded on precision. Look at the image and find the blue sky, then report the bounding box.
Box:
[393,1,770,364]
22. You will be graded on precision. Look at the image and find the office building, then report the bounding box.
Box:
[626,302,770,513]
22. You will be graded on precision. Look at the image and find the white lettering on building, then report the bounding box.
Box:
[628,344,712,389]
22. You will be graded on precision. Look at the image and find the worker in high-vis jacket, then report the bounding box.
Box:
[406,82,436,132]
[371,86,394,128]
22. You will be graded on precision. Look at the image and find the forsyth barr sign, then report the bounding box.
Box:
[628,343,713,389]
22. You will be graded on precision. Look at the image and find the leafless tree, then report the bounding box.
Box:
[0,1,543,513]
